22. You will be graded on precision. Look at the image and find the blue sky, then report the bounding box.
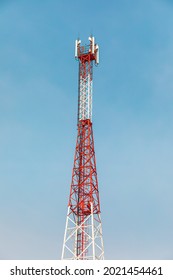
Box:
[0,0,173,259]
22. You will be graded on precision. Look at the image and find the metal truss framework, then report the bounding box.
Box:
[78,58,93,121]
[62,37,104,260]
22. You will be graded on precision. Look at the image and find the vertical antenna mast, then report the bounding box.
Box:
[61,36,104,260]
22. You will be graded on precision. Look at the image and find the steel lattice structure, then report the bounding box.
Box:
[61,37,104,260]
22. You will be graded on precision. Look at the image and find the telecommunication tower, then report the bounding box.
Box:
[61,36,104,260]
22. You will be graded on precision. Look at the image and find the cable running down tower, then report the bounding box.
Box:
[61,36,104,260]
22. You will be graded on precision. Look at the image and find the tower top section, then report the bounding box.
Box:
[75,36,99,65]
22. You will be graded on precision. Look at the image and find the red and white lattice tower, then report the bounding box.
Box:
[61,36,104,260]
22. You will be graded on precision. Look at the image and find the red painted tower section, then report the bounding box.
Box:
[62,37,104,260]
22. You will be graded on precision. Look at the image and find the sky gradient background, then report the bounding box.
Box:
[0,0,173,259]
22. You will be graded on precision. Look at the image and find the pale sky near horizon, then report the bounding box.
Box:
[0,0,173,259]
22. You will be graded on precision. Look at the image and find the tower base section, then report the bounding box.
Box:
[61,205,104,260]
